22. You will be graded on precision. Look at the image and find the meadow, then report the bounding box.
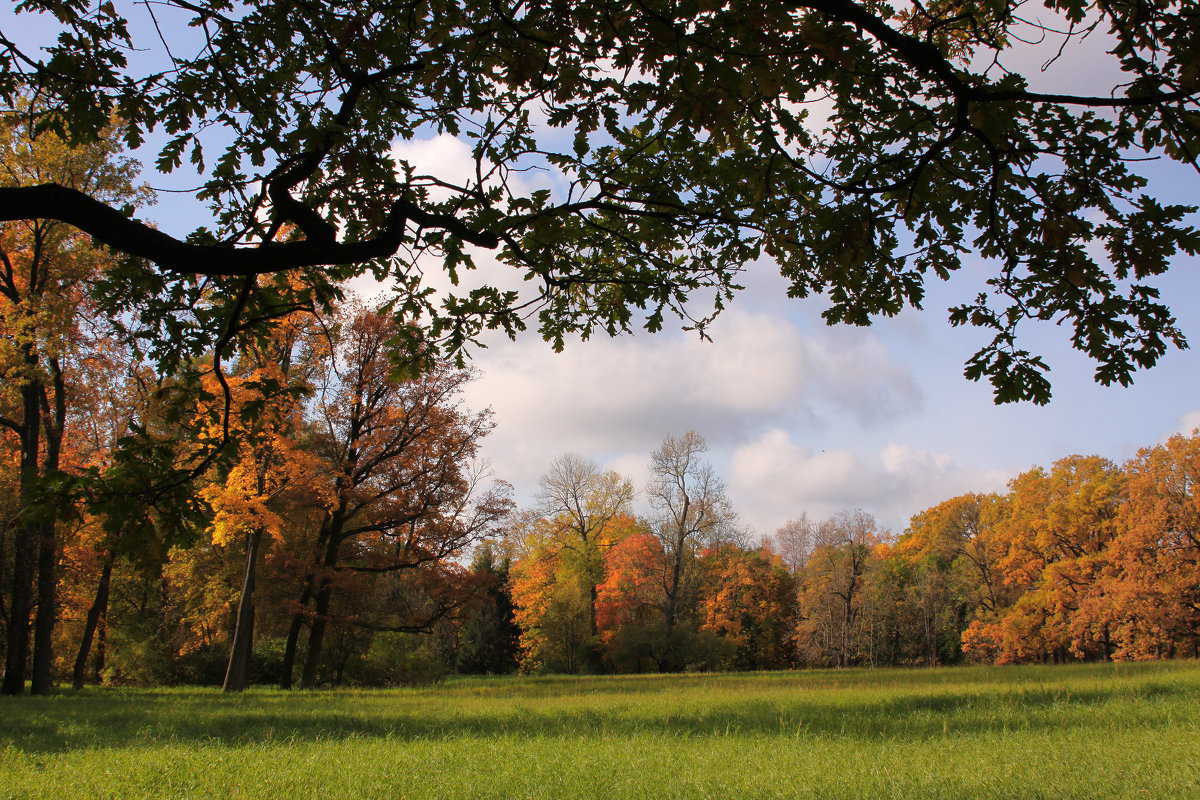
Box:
[1,661,1197,799]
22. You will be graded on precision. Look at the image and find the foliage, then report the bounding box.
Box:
[2,1,1198,402]
[509,543,594,673]
[697,545,796,669]
[0,103,150,694]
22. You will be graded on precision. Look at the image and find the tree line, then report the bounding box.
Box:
[491,431,1200,674]
[4,151,1199,687]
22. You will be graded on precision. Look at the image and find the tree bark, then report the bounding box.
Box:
[2,380,43,696]
[299,527,343,689]
[2,522,35,695]
[94,601,108,682]
[223,528,263,692]
[299,580,333,689]
[72,557,113,689]
[279,585,312,690]
[30,360,66,695]
[30,519,57,694]
[279,522,333,689]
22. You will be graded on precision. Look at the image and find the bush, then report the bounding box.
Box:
[340,632,449,687]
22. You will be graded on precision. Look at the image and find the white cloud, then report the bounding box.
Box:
[727,428,1012,535]
[1175,409,1200,437]
[461,306,924,509]
[391,134,480,200]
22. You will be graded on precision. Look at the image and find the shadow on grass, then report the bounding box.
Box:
[0,662,1194,755]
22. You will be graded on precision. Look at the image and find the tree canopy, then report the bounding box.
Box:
[1,0,1198,400]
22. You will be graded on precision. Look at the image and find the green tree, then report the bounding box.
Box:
[453,543,520,675]
[1,0,1197,403]
[534,454,634,660]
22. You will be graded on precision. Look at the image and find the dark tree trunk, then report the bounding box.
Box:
[300,581,333,689]
[300,527,343,689]
[2,380,43,696]
[2,522,35,695]
[223,528,263,692]
[279,586,312,690]
[588,582,598,637]
[279,522,332,689]
[73,557,113,689]
[94,602,108,682]
[30,520,57,694]
[30,360,65,695]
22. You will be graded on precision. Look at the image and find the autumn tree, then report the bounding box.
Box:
[884,494,1008,666]
[534,455,634,656]
[982,456,1126,663]
[1105,434,1200,659]
[509,538,592,673]
[595,528,664,646]
[0,108,147,695]
[277,306,508,689]
[795,510,882,667]
[507,489,640,673]
[1,1,1197,411]
[699,545,797,670]
[194,304,332,691]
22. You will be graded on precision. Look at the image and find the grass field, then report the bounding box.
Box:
[1,661,1197,799]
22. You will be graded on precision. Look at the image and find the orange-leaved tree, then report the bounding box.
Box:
[982,456,1125,663]
[1105,433,1200,659]
[699,544,796,669]
[196,303,331,691]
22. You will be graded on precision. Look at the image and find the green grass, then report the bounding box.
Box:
[2,662,1198,798]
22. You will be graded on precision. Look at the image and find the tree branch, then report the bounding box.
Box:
[786,0,1196,107]
[0,183,499,276]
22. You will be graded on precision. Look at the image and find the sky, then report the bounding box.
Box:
[5,4,1199,538]
[376,134,1200,539]
[450,231,1200,538]
[374,16,1200,538]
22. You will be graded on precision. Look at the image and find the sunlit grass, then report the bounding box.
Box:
[2,662,1197,798]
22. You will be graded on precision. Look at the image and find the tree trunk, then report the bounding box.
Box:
[73,557,113,689]
[2,380,43,696]
[223,528,263,692]
[279,523,332,689]
[94,602,108,683]
[30,520,57,694]
[300,580,333,689]
[299,528,343,689]
[30,360,65,695]
[2,523,35,695]
[279,593,310,690]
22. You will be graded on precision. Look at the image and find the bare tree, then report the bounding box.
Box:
[810,510,879,668]
[774,514,818,573]
[647,431,738,638]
